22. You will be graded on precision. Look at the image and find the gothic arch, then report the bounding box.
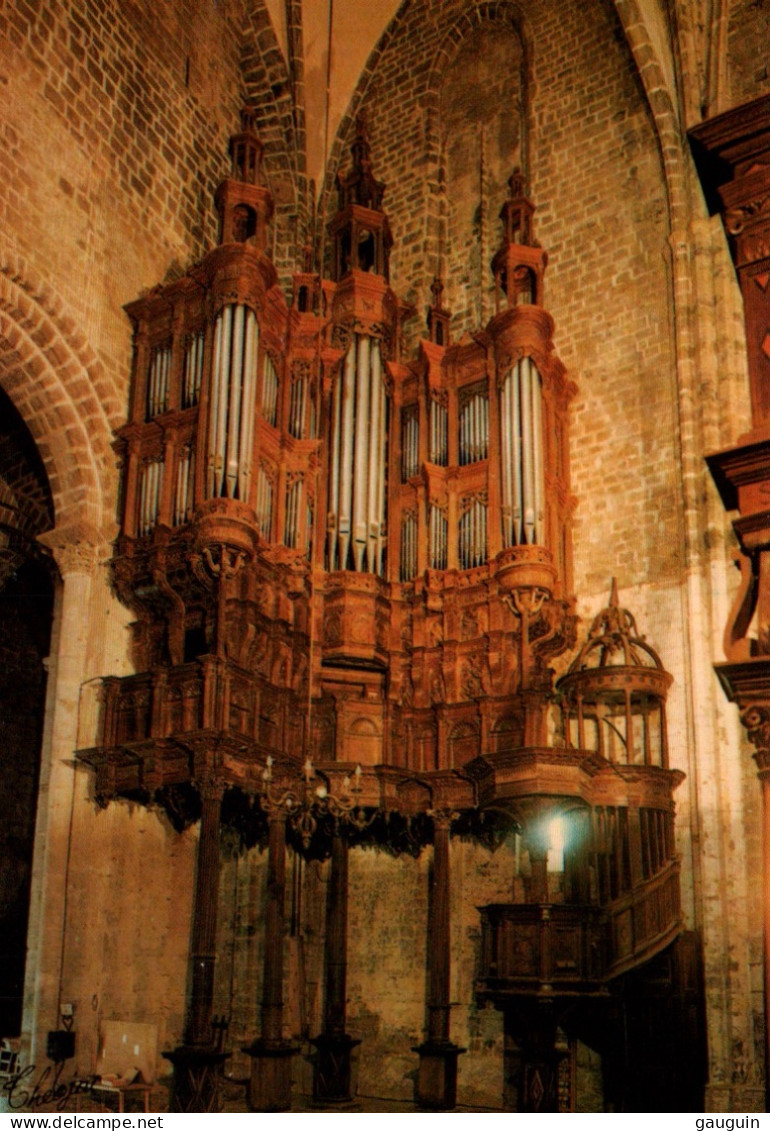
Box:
[240,1,308,271]
[611,0,688,230]
[423,2,532,173]
[0,263,117,538]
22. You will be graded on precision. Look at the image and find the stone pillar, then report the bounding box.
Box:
[245,810,296,1111]
[21,536,99,1068]
[311,831,360,1104]
[163,777,229,1113]
[414,812,464,1109]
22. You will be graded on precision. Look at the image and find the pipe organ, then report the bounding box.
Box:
[82,111,694,1115]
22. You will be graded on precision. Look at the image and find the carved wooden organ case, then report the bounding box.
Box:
[83,111,684,993]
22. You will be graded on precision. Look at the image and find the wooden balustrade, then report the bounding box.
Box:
[478,860,681,999]
[100,658,294,751]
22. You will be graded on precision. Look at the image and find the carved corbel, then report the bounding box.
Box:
[741,704,770,776]
[725,550,759,662]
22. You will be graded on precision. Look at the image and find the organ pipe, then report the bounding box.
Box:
[256,467,273,539]
[284,478,303,549]
[328,357,344,571]
[139,458,164,535]
[429,398,448,466]
[174,448,195,526]
[206,304,259,502]
[238,310,258,505]
[353,335,371,571]
[402,406,419,480]
[326,335,388,574]
[183,331,205,408]
[261,354,279,426]
[499,357,545,547]
[147,344,171,418]
[226,304,245,498]
[430,505,448,571]
[376,347,387,574]
[289,373,307,438]
[400,513,417,580]
[459,499,486,569]
[369,340,383,573]
[459,387,488,465]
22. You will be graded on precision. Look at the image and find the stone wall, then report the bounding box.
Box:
[727,0,770,108]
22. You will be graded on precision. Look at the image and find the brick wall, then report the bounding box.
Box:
[728,0,770,107]
[1,0,245,411]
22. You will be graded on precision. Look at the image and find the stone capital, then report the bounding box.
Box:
[37,522,111,576]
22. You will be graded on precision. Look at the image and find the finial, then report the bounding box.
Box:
[240,105,258,134]
[609,577,619,608]
[427,274,451,346]
[508,167,526,200]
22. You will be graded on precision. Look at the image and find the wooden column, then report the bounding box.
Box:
[186,781,224,1045]
[163,777,229,1113]
[245,810,296,1111]
[505,1002,562,1113]
[414,812,464,1109]
[311,831,360,1103]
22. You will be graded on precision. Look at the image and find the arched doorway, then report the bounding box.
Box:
[0,386,55,1038]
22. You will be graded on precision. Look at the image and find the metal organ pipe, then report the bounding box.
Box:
[370,340,385,573]
[353,334,371,571]
[429,398,448,466]
[226,304,244,498]
[205,304,260,503]
[289,373,307,438]
[139,459,164,535]
[402,407,419,480]
[337,339,356,570]
[215,305,232,496]
[499,358,545,547]
[209,312,224,497]
[174,449,190,526]
[500,370,513,548]
[430,506,448,570]
[400,513,417,581]
[184,331,205,408]
[326,336,388,574]
[256,467,273,539]
[532,360,545,545]
[328,356,344,571]
[239,310,258,505]
[261,354,279,426]
[520,357,536,544]
[459,499,486,569]
[147,344,171,417]
[459,388,488,465]
[284,478,302,549]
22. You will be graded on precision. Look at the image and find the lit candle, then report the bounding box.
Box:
[316,784,328,799]
[304,757,314,781]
